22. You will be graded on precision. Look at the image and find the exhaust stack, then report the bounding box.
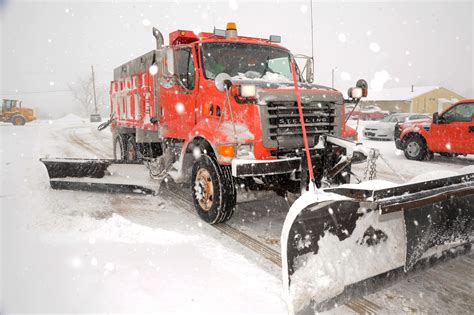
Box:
[152,27,164,49]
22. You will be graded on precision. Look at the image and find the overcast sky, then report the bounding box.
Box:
[1,0,473,118]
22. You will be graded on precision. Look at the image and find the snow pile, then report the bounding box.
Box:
[409,166,473,183]
[458,165,474,174]
[409,170,460,183]
[218,122,255,142]
[86,214,197,244]
[287,209,405,312]
[44,213,198,245]
[339,179,397,190]
[232,71,292,83]
[54,113,86,124]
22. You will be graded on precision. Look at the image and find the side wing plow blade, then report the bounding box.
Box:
[282,173,473,314]
[40,158,158,195]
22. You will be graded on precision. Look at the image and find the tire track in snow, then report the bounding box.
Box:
[65,125,382,314]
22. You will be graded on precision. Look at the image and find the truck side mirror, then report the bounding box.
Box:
[165,48,174,76]
[433,112,439,124]
[356,79,368,97]
[347,87,363,99]
[305,58,314,83]
[215,73,232,92]
[348,79,368,100]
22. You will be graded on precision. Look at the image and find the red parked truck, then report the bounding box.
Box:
[396,99,474,160]
[108,23,367,223]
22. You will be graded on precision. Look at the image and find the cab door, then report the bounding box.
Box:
[435,102,474,154]
[160,47,198,139]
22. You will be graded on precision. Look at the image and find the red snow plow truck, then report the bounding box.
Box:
[41,23,473,314]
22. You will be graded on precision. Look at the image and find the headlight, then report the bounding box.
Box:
[240,84,257,98]
[236,144,253,158]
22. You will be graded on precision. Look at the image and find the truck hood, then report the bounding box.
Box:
[400,118,432,129]
[231,73,343,105]
[231,79,343,105]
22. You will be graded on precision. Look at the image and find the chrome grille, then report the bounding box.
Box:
[264,101,336,149]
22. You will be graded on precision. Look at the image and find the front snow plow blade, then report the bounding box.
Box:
[282,173,473,314]
[40,158,158,195]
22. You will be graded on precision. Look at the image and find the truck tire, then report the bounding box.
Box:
[221,165,237,222]
[11,115,26,126]
[113,134,128,160]
[404,134,427,160]
[126,136,140,161]
[191,154,236,224]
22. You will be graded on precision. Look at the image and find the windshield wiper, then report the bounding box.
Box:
[259,56,270,78]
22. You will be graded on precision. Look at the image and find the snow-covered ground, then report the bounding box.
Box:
[1,119,472,314]
[0,120,286,314]
[348,119,473,182]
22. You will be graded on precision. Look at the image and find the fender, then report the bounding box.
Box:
[399,125,420,141]
[173,119,255,183]
[190,119,255,145]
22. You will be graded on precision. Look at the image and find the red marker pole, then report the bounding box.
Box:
[291,61,315,183]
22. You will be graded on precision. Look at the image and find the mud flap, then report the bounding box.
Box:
[40,158,158,195]
[282,173,473,314]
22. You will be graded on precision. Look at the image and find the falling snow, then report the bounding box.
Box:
[370,42,381,53]
[228,0,238,11]
[338,33,347,43]
[175,102,185,114]
[340,71,351,81]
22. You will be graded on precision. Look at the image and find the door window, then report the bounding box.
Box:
[3,100,13,111]
[442,103,474,122]
[175,48,195,90]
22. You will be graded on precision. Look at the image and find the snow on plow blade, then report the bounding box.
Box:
[282,173,473,314]
[40,158,158,195]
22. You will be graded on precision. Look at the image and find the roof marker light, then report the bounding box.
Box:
[226,22,238,39]
[226,22,237,30]
[269,35,281,43]
[213,28,226,37]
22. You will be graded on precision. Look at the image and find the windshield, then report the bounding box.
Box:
[201,42,292,81]
[381,114,408,123]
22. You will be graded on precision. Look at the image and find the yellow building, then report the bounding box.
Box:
[362,86,464,114]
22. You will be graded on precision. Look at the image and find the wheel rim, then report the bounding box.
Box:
[406,141,420,157]
[195,168,214,211]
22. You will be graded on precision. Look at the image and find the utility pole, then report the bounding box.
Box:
[91,65,98,114]
[90,65,101,122]
[331,67,338,88]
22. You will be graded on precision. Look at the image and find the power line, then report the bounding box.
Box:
[310,0,315,60]
[1,89,72,96]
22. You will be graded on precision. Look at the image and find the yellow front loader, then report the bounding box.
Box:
[1,99,36,125]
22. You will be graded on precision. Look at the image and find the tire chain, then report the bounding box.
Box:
[363,148,380,180]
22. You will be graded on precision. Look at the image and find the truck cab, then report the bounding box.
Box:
[110,23,366,223]
[396,100,474,160]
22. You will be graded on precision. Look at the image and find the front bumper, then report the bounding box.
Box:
[231,157,301,177]
[363,130,392,139]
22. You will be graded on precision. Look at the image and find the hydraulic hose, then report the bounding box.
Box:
[291,61,315,184]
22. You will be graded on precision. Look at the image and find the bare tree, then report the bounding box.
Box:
[68,76,104,116]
